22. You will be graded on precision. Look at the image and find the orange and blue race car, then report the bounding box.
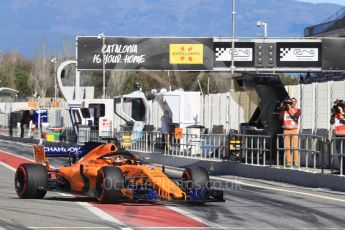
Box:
[14,142,224,203]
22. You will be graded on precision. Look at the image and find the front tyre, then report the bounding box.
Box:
[15,163,48,199]
[182,167,210,190]
[96,166,124,203]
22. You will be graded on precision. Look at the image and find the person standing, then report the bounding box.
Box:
[161,110,172,149]
[331,101,345,172]
[20,110,31,138]
[279,97,301,168]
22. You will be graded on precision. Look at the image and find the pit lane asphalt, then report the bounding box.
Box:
[1,140,345,229]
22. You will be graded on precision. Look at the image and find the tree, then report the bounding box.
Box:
[106,71,128,97]
[29,40,53,97]
[60,39,73,61]
[15,68,31,96]
[122,72,137,94]
[0,51,25,89]
[279,73,299,85]
[0,51,31,97]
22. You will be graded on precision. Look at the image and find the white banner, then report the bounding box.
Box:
[215,48,253,62]
[280,48,318,62]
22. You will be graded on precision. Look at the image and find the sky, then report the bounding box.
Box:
[298,0,345,5]
[0,0,343,58]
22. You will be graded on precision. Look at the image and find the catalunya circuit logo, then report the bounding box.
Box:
[280,48,319,62]
[215,47,253,62]
[169,44,203,64]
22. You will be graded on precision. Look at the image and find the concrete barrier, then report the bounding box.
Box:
[134,151,345,192]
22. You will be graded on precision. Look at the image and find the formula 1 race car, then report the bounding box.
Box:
[14,142,224,203]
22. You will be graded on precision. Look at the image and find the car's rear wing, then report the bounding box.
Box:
[33,145,50,169]
[33,142,105,167]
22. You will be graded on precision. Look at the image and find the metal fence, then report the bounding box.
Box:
[235,134,271,166]
[116,131,229,161]
[330,137,345,176]
[3,125,345,177]
[113,131,343,176]
[277,133,324,173]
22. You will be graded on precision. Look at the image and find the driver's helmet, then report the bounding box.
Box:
[113,155,123,165]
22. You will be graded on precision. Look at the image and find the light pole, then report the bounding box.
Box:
[34,91,41,140]
[229,0,237,133]
[51,57,57,106]
[257,21,268,38]
[98,33,106,99]
[230,0,236,74]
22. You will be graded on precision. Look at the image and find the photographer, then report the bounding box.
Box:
[330,100,345,172]
[279,97,301,168]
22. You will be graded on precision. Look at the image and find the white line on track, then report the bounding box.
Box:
[211,176,345,203]
[133,227,213,229]
[132,228,344,230]
[28,227,111,229]
[4,140,33,147]
[165,205,221,229]
[166,168,345,204]
[76,202,132,230]
[0,161,15,171]
[0,149,34,162]
[56,192,74,197]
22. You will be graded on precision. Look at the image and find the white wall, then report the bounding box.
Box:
[3,80,344,134]
[286,80,345,132]
[112,91,259,133]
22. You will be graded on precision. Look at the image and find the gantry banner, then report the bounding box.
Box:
[77,36,345,72]
[77,37,213,71]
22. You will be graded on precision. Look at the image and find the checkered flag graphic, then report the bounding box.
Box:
[215,47,229,59]
[280,48,291,58]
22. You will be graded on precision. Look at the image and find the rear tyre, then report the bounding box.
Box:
[182,167,210,190]
[96,166,124,203]
[15,163,48,199]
